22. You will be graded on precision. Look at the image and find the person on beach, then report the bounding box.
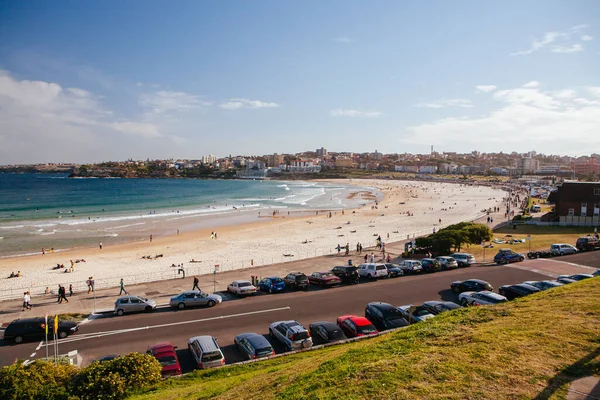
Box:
[22,291,32,311]
[337,244,341,256]
[87,277,92,293]
[69,284,73,297]
[345,243,350,256]
[99,241,103,249]
[192,276,200,291]
[364,254,368,263]
[119,279,128,295]
[370,253,375,263]
[211,232,215,239]
[58,285,69,303]
[42,248,45,256]
[356,243,360,254]
[150,234,153,243]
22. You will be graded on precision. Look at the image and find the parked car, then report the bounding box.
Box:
[436,256,458,270]
[576,236,599,251]
[421,301,462,315]
[234,333,275,360]
[146,342,182,377]
[458,291,508,306]
[332,265,360,283]
[364,302,409,331]
[188,335,225,369]
[451,279,493,293]
[550,243,578,256]
[451,253,476,267]
[114,295,156,316]
[169,291,222,310]
[3,317,79,344]
[397,305,435,324]
[383,263,404,278]
[357,263,389,279]
[498,283,540,300]
[257,277,286,293]
[556,276,578,284]
[523,280,564,291]
[309,321,347,344]
[493,249,525,264]
[420,258,442,273]
[527,250,554,259]
[308,271,342,287]
[269,320,313,351]
[283,272,309,291]
[336,315,378,337]
[398,260,423,274]
[94,355,119,363]
[227,280,257,296]
[557,274,594,282]
[593,269,600,277]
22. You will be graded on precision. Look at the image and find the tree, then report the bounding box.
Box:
[417,223,492,254]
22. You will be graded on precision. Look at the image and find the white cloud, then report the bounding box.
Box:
[415,99,473,108]
[475,85,497,93]
[332,36,354,43]
[330,108,382,117]
[511,24,589,55]
[522,81,540,88]
[110,121,161,138]
[551,44,583,53]
[140,90,212,114]
[581,35,593,41]
[403,83,600,155]
[219,98,279,110]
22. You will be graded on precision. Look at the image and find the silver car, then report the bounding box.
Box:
[170,291,222,310]
[436,256,458,270]
[114,295,157,316]
[550,244,578,256]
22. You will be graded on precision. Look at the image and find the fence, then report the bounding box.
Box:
[0,212,489,302]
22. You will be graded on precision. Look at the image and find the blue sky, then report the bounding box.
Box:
[1,0,599,163]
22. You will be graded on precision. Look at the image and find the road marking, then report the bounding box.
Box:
[30,353,36,358]
[541,259,597,270]
[56,306,291,345]
[35,341,43,350]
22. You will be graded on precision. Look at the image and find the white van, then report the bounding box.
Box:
[531,205,541,212]
[188,335,225,369]
[357,263,389,279]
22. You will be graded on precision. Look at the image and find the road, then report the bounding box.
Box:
[0,262,564,372]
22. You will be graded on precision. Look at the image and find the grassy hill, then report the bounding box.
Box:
[130,278,600,400]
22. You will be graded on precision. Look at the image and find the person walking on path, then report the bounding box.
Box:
[69,284,73,297]
[345,243,350,256]
[192,276,200,291]
[58,285,69,303]
[119,278,128,295]
[87,277,92,293]
[370,253,375,263]
[22,291,32,311]
[364,254,368,263]
[337,244,341,256]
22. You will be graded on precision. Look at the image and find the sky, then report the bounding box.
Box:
[1,0,599,164]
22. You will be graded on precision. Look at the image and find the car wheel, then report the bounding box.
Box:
[268,288,273,294]
[207,300,216,308]
[178,302,186,310]
[519,257,524,262]
[58,331,68,339]
[461,299,470,306]
[116,309,124,316]
[560,252,564,256]
[144,306,153,313]
[14,335,24,344]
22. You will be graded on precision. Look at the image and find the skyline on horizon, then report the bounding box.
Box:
[1,1,599,164]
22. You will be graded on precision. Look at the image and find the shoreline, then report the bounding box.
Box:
[0,180,506,298]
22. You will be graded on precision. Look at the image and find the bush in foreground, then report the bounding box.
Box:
[0,360,77,400]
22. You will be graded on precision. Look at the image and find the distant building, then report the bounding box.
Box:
[334,157,355,168]
[266,153,284,167]
[316,147,328,158]
[202,154,217,164]
[490,167,508,175]
[394,165,418,173]
[371,150,383,161]
[286,159,321,173]
[515,156,539,174]
[418,165,437,174]
[571,158,600,177]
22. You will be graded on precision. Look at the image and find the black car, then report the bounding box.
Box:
[556,276,577,284]
[309,321,347,344]
[331,266,360,284]
[3,317,79,344]
[593,269,600,277]
[575,236,599,251]
[234,333,275,360]
[365,302,409,331]
[422,301,461,315]
[498,283,540,300]
[558,274,594,283]
[450,279,493,294]
[383,263,404,278]
[420,258,441,273]
[283,272,309,290]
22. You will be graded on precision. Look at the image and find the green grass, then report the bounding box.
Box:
[129,278,600,400]
[54,313,89,323]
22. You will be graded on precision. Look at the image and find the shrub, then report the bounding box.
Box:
[0,360,77,400]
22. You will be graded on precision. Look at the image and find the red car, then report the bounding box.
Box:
[336,315,378,338]
[146,342,182,377]
[308,271,341,287]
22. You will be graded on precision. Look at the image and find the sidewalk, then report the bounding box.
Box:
[0,208,507,325]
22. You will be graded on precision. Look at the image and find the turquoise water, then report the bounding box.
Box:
[0,173,375,257]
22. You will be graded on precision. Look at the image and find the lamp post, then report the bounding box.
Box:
[481,241,485,263]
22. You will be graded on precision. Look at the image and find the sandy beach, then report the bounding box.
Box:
[0,180,506,299]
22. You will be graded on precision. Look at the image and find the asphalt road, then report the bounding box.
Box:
[551,249,600,268]
[0,263,555,371]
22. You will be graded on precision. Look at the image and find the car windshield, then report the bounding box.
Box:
[321,272,333,277]
[157,355,178,366]
[381,307,403,318]
[238,282,252,287]
[356,324,377,334]
[296,275,308,281]
[201,351,223,362]
[271,278,283,283]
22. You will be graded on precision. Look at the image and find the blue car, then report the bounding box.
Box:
[257,277,286,293]
[494,249,525,264]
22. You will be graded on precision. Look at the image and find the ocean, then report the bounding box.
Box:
[0,173,377,257]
